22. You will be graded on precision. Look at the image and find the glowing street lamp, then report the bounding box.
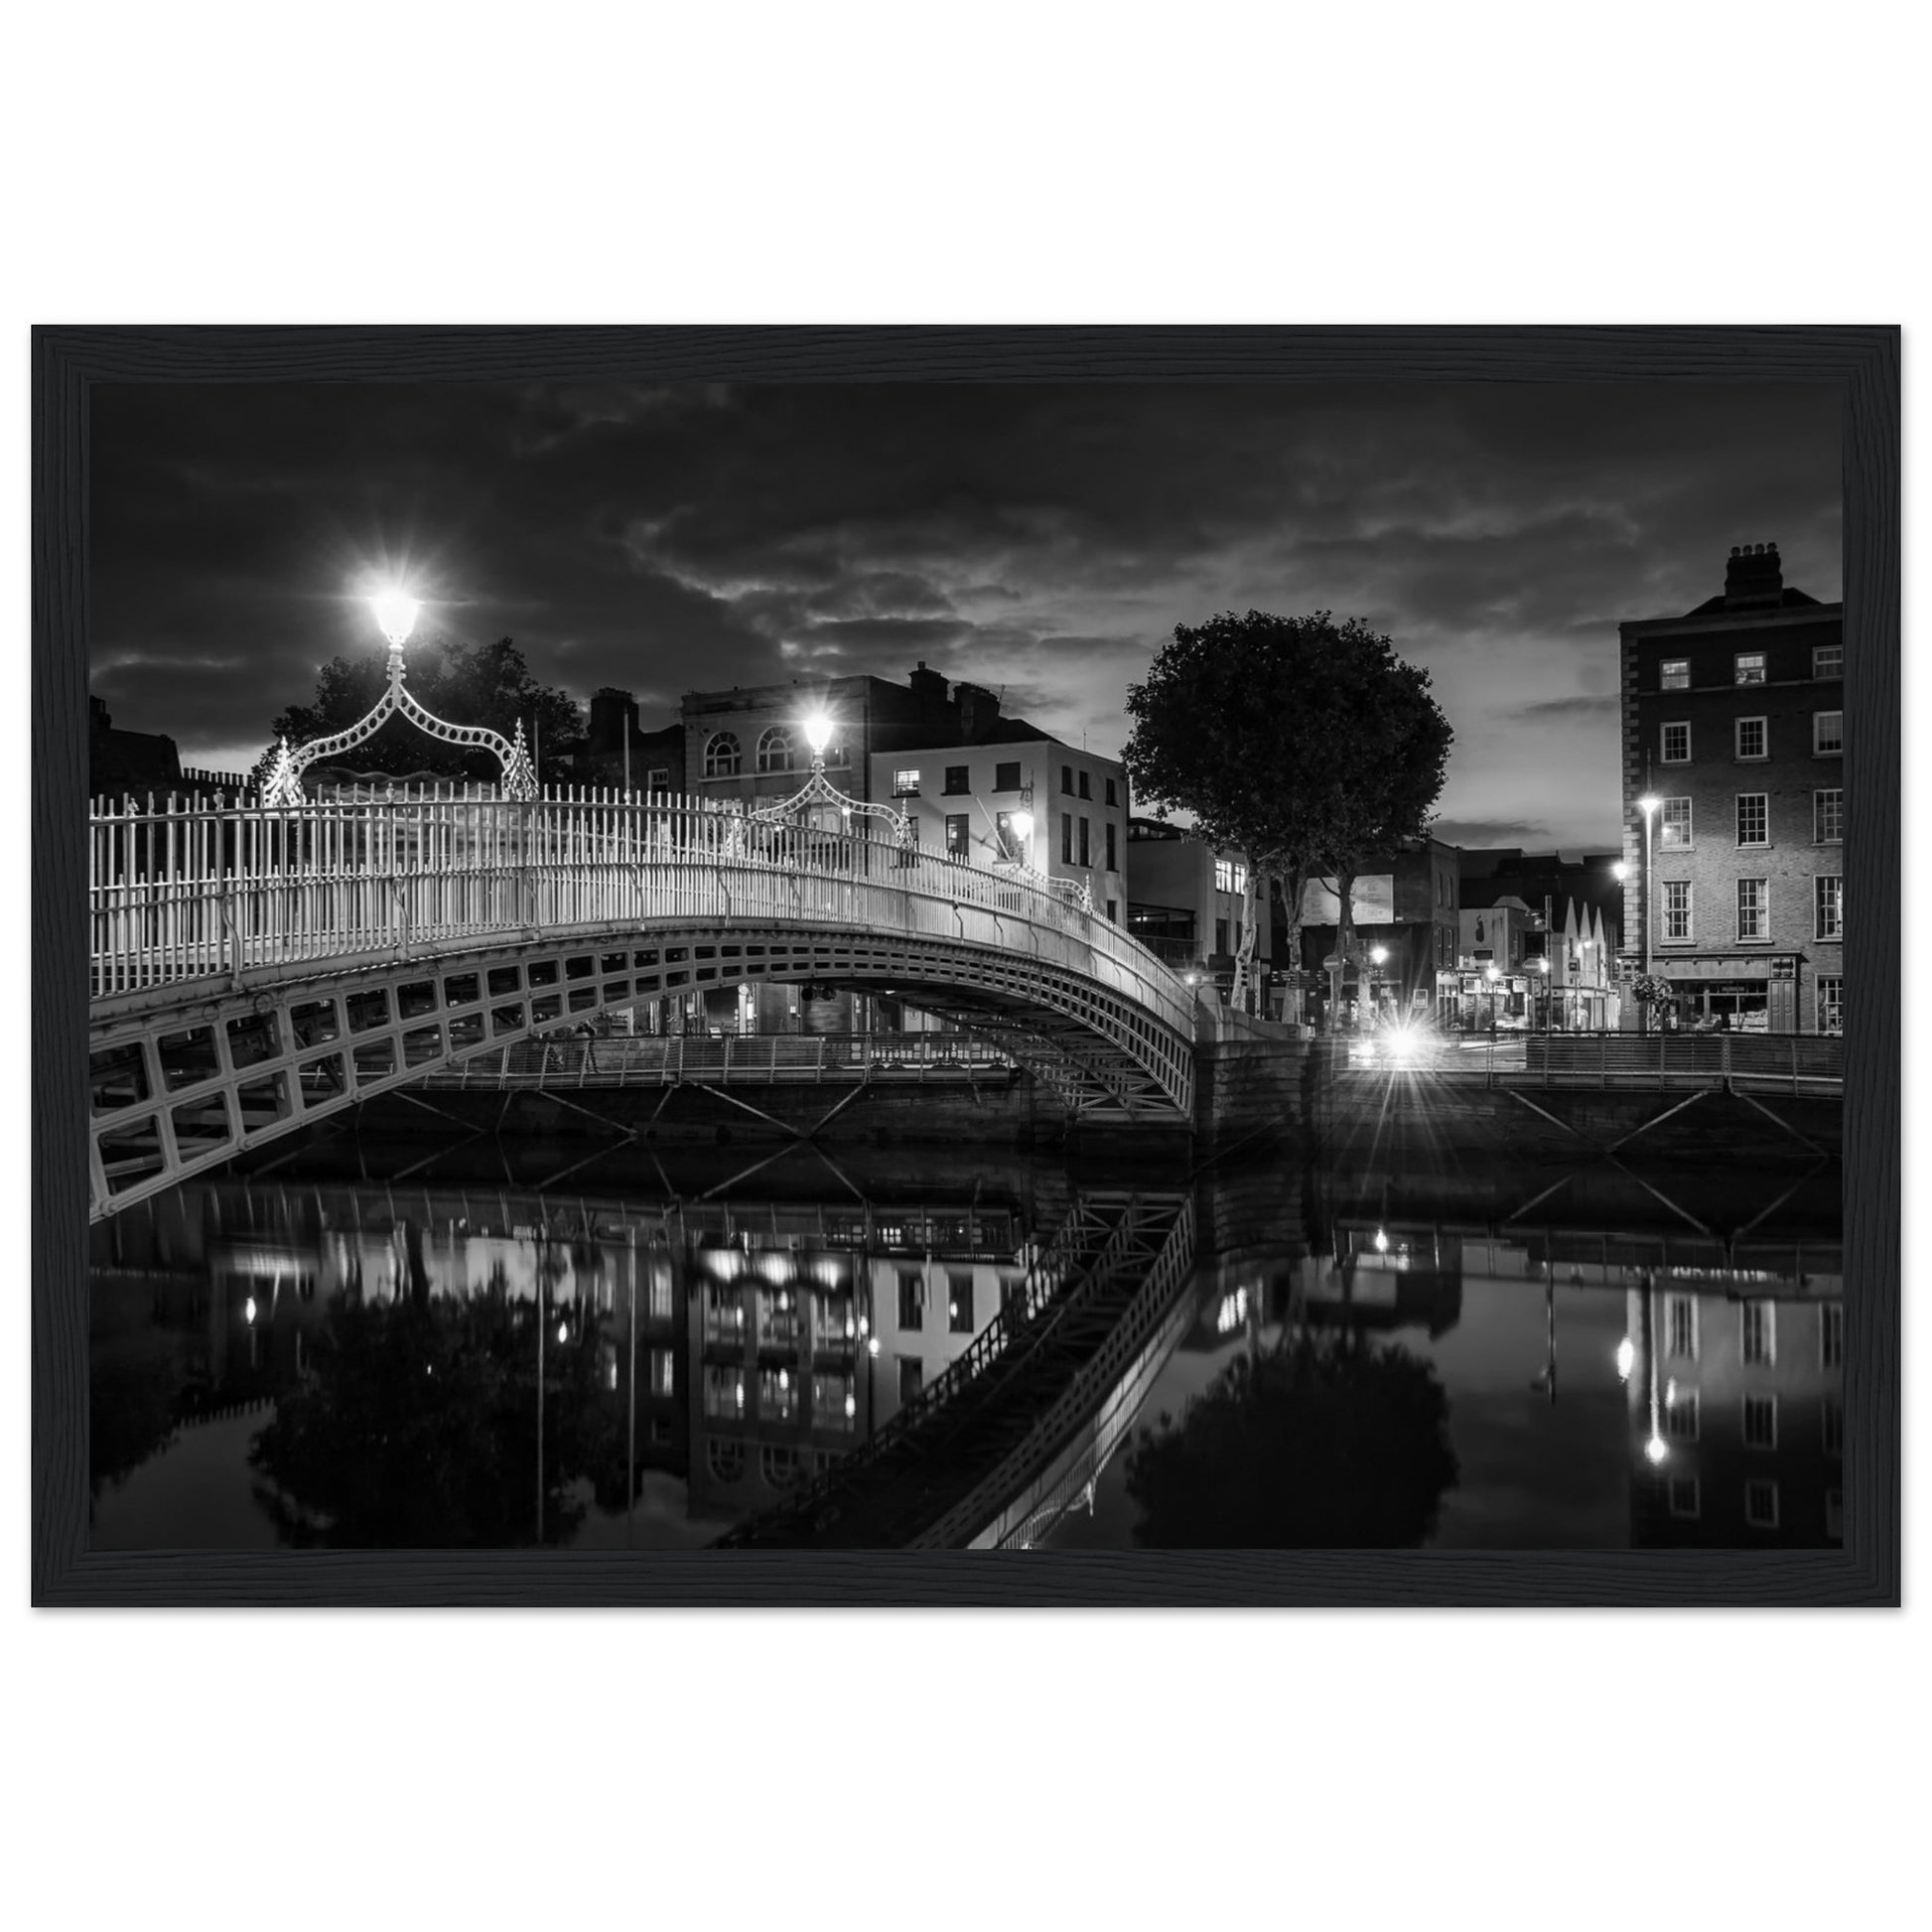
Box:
[1369,945,1388,965]
[801,711,833,763]
[371,590,420,650]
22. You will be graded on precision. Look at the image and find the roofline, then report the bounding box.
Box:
[1619,603,1843,640]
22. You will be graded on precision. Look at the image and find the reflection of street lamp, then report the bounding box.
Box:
[1636,794,1660,975]
[1615,1335,1636,1381]
[1484,962,1501,1031]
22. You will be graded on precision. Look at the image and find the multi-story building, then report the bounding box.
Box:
[1619,544,1844,1034]
[1125,818,1273,1000]
[579,688,683,792]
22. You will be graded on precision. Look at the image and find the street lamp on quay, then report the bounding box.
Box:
[1484,961,1502,1032]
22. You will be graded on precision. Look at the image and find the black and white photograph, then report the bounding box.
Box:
[71,362,1868,1562]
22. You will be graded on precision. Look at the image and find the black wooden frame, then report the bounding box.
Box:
[32,326,1900,1606]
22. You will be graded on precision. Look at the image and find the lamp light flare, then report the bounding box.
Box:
[371,591,420,648]
[1636,793,1662,817]
[801,712,833,756]
[1010,809,1035,843]
[1369,945,1389,965]
[1615,1336,1636,1381]
[1644,1434,1670,1465]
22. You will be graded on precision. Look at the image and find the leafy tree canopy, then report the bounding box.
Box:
[1122,610,1453,892]
[1124,1332,1459,1548]
[261,633,587,786]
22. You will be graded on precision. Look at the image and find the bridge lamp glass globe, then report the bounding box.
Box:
[371,591,420,648]
[801,712,833,759]
[1369,945,1388,966]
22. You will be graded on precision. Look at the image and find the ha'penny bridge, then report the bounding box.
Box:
[87,784,1204,1222]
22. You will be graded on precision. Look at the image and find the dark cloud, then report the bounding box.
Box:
[88,378,1840,846]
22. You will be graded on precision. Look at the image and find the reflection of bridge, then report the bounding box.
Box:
[87,789,1198,1219]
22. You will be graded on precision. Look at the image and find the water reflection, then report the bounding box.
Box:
[89,1139,1843,1552]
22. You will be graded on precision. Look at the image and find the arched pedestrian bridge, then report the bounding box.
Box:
[87,788,1200,1221]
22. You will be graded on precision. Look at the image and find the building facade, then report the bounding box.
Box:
[1125,818,1273,998]
[1294,840,1460,1026]
[1619,545,1844,1034]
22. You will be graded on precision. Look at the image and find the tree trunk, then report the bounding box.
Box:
[1275,872,1306,1029]
[1328,868,1357,1029]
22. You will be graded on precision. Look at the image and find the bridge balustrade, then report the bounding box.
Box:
[89,787,1194,1039]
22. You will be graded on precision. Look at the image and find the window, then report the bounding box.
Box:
[993,760,1021,792]
[648,1347,676,1398]
[897,1270,924,1329]
[1821,1302,1844,1368]
[947,1271,974,1334]
[1741,1301,1775,1365]
[995,809,1022,861]
[1814,875,1843,941]
[1666,1294,1698,1360]
[1664,1387,1700,1442]
[1061,765,1073,795]
[1214,917,1229,954]
[815,1292,855,1347]
[1105,822,1117,872]
[1660,797,1693,848]
[1668,1476,1702,1519]
[1105,777,1118,807]
[1106,898,1117,921]
[1078,817,1090,867]
[1661,721,1690,763]
[812,1371,856,1432]
[1077,770,1090,799]
[1744,1478,1780,1530]
[1214,858,1235,893]
[703,730,741,778]
[1742,1393,1778,1449]
[897,1357,924,1403]
[1662,880,1692,943]
[759,1365,797,1425]
[760,1445,799,1490]
[893,767,920,797]
[1060,812,1072,863]
[944,813,969,859]
[703,1365,745,1420]
[1736,878,1768,942]
[1816,976,1843,1035]
[1823,1398,1844,1457]
[942,764,969,795]
[1232,863,1249,896]
[645,765,670,791]
[1814,710,1843,755]
[706,1439,745,1483]
[1813,643,1843,679]
[1733,650,1767,685]
[1660,657,1691,690]
[1735,794,1768,846]
[1813,788,1843,843]
[757,726,795,773]
[1734,716,1767,760]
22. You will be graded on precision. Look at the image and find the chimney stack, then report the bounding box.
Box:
[1724,541,1783,608]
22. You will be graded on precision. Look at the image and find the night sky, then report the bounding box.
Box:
[88,379,1842,850]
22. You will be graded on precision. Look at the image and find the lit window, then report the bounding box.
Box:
[1816,976,1843,1035]
[648,1347,675,1398]
[1736,878,1768,942]
[1664,1386,1700,1442]
[893,767,920,797]
[1660,798,1693,847]
[944,813,970,859]
[1668,1476,1701,1519]
[1814,875,1843,941]
[1813,644,1843,680]
[1733,651,1767,685]
[1666,1295,1698,1360]
[1741,1301,1776,1366]
[1823,1399,1844,1457]
[756,727,795,773]
[1661,721,1691,763]
[702,1365,745,1420]
[1742,1393,1778,1449]
[1662,880,1692,943]
[1814,711,1843,756]
[1814,788,1843,843]
[1735,716,1767,760]
[1821,1302,1845,1368]
[994,809,1022,861]
[1735,794,1767,846]
[1231,864,1249,895]
[1660,658,1691,690]
[1214,858,1235,893]
[703,731,741,778]
[759,1365,798,1424]
[1744,1478,1780,1530]
[810,1371,855,1434]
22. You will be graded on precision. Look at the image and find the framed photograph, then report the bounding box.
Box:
[33,326,1898,1605]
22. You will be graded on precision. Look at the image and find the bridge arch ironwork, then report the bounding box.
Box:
[87,787,1200,1220]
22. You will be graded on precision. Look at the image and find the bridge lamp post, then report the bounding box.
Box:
[1008,808,1035,869]
[1484,962,1502,1033]
[1636,793,1661,1035]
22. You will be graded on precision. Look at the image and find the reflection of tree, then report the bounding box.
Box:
[90,1329,195,1498]
[1125,1334,1458,1548]
[249,1294,621,1548]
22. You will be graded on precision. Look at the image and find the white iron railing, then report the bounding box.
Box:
[88,785,1194,1038]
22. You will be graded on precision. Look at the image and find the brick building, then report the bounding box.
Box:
[1619,544,1844,1034]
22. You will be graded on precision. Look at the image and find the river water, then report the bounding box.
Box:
[88,1118,1844,1553]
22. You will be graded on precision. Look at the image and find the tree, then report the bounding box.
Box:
[258,633,587,787]
[1123,1332,1459,1547]
[1122,612,1452,1021]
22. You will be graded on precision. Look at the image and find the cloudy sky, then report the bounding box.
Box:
[89,379,1841,851]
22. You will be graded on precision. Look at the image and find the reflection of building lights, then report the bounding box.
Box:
[1615,1337,1636,1381]
[1664,1378,1678,1407]
[868,1337,881,1357]
[1644,1435,1669,1465]
[778,1368,789,1391]
[1374,1228,1389,1254]
[244,1296,258,1325]
[844,1394,857,1419]
[759,1252,791,1285]
[557,1320,569,1344]
[949,1301,960,1320]
[735,1381,745,1409]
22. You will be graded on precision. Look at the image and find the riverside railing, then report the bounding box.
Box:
[88,785,1195,1039]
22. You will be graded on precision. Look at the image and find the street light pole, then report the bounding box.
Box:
[1637,793,1661,1034]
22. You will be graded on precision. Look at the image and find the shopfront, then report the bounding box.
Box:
[1651,955,1800,1033]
